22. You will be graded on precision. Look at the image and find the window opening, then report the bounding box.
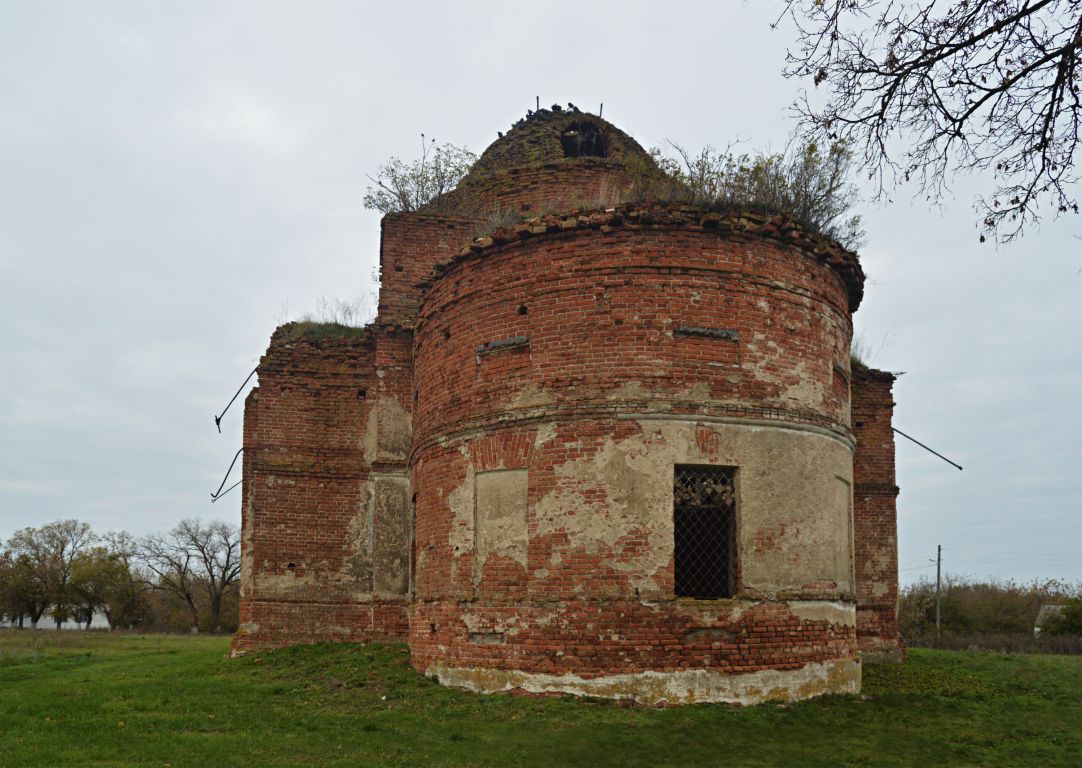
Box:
[674,465,737,598]
[561,121,607,158]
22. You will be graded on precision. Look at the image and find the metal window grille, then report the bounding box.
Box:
[673,465,737,598]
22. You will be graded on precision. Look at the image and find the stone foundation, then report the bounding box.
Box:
[427,657,861,707]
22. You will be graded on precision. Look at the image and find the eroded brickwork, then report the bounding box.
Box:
[233,326,409,652]
[408,213,866,703]
[378,215,477,328]
[234,109,903,703]
[852,366,904,660]
[443,160,642,218]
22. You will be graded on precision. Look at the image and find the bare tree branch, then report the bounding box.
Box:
[364,136,477,214]
[139,519,240,633]
[778,0,1081,242]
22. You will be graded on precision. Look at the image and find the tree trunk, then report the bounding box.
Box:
[84,608,93,630]
[211,593,223,634]
[186,595,200,634]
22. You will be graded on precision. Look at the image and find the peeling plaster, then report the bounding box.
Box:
[372,475,411,595]
[344,484,373,590]
[533,422,557,448]
[787,600,856,627]
[512,382,553,408]
[475,469,529,572]
[446,446,476,563]
[363,396,413,463]
[427,657,860,706]
[530,420,854,596]
[780,362,826,406]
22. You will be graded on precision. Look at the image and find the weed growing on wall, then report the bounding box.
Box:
[627,139,865,250]
[364,135,477,214]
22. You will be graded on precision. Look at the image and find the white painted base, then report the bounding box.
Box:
[427,656,861,706]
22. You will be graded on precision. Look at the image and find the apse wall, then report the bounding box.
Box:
[408,207,865,704]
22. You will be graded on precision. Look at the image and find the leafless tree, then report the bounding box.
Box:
[777,0,1081,241]
[139,519,241,633]
[140,527,200,632]
[99,531,152,629]
[364,134,477,214]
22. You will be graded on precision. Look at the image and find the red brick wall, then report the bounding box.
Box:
[409,419,859,681]
[442,160,641,218]
[851,366,903,658]
[378,214,477,328]
[411,596,856,680]
[409,214,863,680]
[232,324,408,653]
[234,108,902,702]
[414,211,856,449]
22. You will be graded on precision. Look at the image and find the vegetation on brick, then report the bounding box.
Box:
[627,139,865,250]
[273,321,372,343]
[238,109,904,705]
[363,135,477,214]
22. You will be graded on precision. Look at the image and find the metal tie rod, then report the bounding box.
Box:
[214,367,257,433]
[210,448,243,499]
[892,427,963,471]
[211,479,242,504]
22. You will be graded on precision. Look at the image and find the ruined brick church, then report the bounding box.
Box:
[232,109,903,705]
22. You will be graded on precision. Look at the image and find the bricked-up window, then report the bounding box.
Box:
[674,465,737,598]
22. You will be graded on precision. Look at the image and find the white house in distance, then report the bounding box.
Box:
[1034,605,1066,637]
[2,609,110,631]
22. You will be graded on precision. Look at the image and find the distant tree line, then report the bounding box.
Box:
[900,576,1082,653]
[0,518,241,634]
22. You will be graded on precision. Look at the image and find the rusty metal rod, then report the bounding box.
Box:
[211,479,242,504]
[210,448,243,499]
[214,367,257,433]
[893,427,963,471]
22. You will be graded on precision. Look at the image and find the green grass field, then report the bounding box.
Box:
[1,630,1079,767]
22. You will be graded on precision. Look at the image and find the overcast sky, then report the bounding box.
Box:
[1,2,1079,586]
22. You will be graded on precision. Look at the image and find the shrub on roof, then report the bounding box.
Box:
[364,135,477,215]
[629,139,865,251]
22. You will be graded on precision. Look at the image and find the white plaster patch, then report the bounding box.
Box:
[531,420,855,596]
[446,444,476,559]
[678,381,713,402]
[533,422,557,448]
[427,657,860,706]
[780,361,827,407]
[512,382,552,408]
[609,381,653,402]
[363,396,413,464]
[787,600,856,627]
[475,469,529,571]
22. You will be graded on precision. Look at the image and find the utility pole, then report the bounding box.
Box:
[935,544,942,635]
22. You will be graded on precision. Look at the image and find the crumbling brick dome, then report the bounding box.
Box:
[233,109,903,707]
[438,108,655,216]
